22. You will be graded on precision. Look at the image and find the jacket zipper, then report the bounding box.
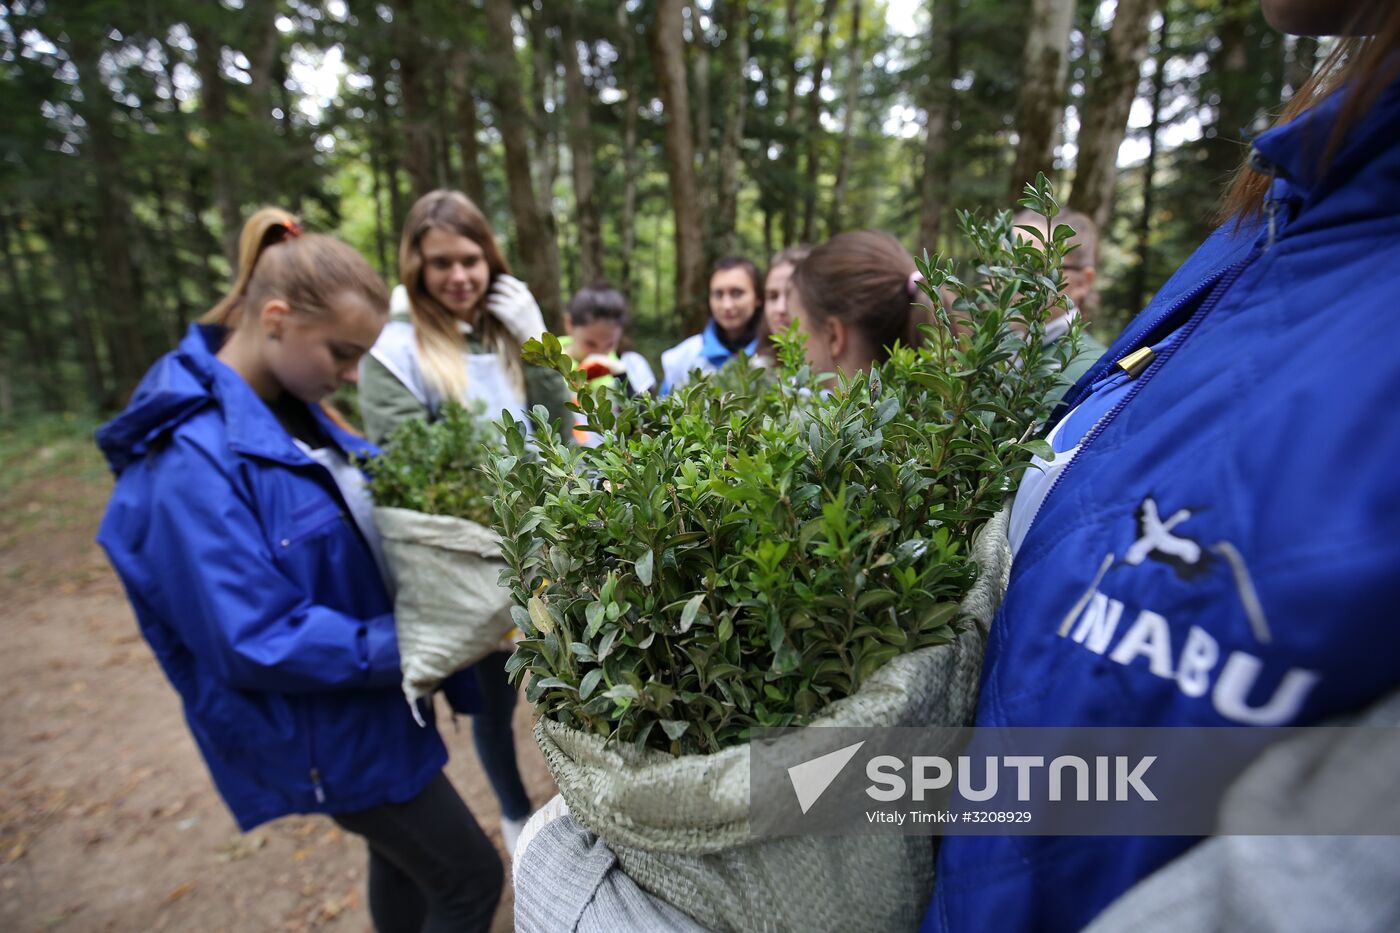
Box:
[1056,261,1230,415]
[1055,148,1281,417]
[1024,249,1261,566]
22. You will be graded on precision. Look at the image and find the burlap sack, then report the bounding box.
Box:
[534,507,1012,932]
[374,506,515,709]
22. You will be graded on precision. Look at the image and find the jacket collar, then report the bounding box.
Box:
[182,325,373,466]
[1251,65,1400,203]
[700,319,758,364]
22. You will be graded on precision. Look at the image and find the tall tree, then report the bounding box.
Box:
[1127,7,1171,322]
[1009,0,1076,199]
[39,208,110,403]
[451,48,487,207]
[528,5,560,211]
[1070,0,1158,230]
[617,4,642,299]
[483,0,563,327]
[68,17,149,395]
[781,0,803,246]
[560,6,605,286]
[155,34,220,295]
[0,212,59,408]
[245,0,284,130]
[187,16,242,265]
[827,0,863,234]
[713,0,750,259]
[652,0,707,329]
[393,0,438,199]
[690,1,713,177]
[918,0,953,254]
[1202,0,1262,181]
[801,0,839,243]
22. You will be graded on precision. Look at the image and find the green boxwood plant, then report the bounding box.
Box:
[486,178,1085,755]
[359,401,501,526]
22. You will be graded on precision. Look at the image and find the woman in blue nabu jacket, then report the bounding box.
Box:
[97,208,503,932]
[926,2,1400,931]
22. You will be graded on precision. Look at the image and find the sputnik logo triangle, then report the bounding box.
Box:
[787,740,866,814]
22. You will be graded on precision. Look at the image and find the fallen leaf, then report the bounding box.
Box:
[165,881,196,903]
[4,839,27,864]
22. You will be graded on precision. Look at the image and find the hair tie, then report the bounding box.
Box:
[281,219,304,241]
[907,270,925,298]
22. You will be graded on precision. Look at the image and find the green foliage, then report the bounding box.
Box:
[359,403,501,526]
[485,177,1079,756]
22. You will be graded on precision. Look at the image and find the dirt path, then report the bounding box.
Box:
[0,425,555,932]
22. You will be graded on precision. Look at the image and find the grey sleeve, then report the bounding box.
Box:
[359,354,430,446]
[514,815,708,933]
[1083,691,1400,933]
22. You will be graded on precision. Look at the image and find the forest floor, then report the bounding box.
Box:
[0,417,556,933]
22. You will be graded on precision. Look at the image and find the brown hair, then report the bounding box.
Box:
[399,190,522,401]
[789,231,932,362]
[567,281,631,328]
[200,207,388,330]
[1218,2,1400,222]
[754,245,812,361]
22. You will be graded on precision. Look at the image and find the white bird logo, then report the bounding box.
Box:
[1124,498,1202,567]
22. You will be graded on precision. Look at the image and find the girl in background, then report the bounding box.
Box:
[660,256,764,392]
[754,245,811,363]
[561,282,657,446]
[561,282,656,396]
[787,231,931,378]
[358,189,566,856]
[97,208,503,932]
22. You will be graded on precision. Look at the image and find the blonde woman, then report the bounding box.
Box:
[359,190,567,855]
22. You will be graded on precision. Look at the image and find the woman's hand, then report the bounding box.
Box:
[485,274,547,345]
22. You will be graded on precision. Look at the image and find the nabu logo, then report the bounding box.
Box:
[1057,497,1319,726]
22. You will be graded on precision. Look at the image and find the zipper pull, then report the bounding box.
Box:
[1116,346,1155,378]
[310,768,326,804]
[1248,147,1281,251]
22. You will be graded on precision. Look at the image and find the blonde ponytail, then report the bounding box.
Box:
[202,207,302,327]
[200,206,387,331]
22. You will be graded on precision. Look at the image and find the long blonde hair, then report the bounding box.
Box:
[1219,2,1400,222]
[399,190,525,401]
[200,207,387,330]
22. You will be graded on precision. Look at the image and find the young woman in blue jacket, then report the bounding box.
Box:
[516,5,1400,930]
[97,208,503,932]
[925,2,1400,931]
[660,256,765,393]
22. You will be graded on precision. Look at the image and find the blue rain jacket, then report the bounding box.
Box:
[97,324,447,830]
[925,74,1400,931]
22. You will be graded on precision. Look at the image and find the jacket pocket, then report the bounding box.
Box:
[275,502,345,552]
